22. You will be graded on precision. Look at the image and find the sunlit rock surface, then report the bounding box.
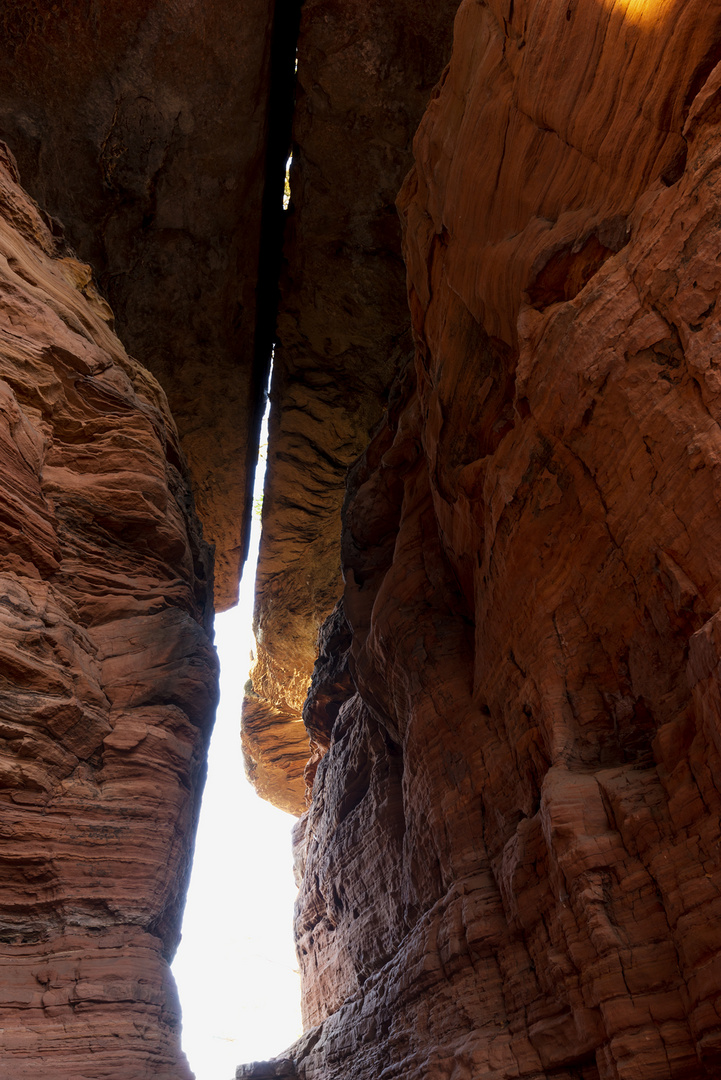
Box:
[0,0,278,609]
[0,146,216,1079]
[242,1,721,1077]
[242,0,458,815]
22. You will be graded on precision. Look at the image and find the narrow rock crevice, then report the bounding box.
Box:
[247,0,304,572]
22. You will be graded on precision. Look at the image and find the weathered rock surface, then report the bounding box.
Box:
[0,0,279,609]
[243,0,458,814]
[0,145,216,1078]
[6,0,721,1075]
[243,2,721,1078]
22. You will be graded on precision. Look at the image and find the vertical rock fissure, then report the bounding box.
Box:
[244,0,302,574]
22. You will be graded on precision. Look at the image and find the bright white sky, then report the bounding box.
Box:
[172,420,303,1080]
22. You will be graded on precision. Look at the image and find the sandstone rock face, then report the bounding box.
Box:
[0,146,216,1079]
[0,0,279,609]
[243,0,458,814]
[243,2,721,1078]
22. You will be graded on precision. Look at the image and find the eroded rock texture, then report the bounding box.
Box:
[0,0,278,609]
[242,2,721,1078]
[243,0,458,814]
[0,146,216,1078]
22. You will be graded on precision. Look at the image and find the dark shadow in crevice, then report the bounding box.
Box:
[242,0,304,572]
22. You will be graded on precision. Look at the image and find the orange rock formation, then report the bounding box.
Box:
[0,146,215,1078]
[2,0,721,1078]
[242,0,458,813]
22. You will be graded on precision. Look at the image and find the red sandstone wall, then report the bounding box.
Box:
[0,145,216,1079]
[3,0,721,1075]
[240,2,721,1078]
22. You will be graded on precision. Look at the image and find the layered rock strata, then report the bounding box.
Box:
[0,0,280,609]
[0,146,216,1079]
[242,1,721,1078]
[243,0,458,813]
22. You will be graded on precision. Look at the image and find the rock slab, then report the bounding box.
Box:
[0,0,279,609]
[243,0,458,814]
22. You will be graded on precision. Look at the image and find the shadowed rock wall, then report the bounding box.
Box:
[0,0,279,610]
[240,1,721,1078]
[242,0,458,814]
[0,146,216,1079]
[3,0,721,1076]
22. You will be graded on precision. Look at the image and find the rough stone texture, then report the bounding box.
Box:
[0,0,277,610]
[0,145,216,1079]
[242,2,721,1078]
[242,0,458,813]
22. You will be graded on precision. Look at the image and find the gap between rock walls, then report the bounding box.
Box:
[171,0,304,1063]
[172,369,303,1080]
[245,0,303,572]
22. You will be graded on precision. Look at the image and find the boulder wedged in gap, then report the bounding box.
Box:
[243,0,459,814]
